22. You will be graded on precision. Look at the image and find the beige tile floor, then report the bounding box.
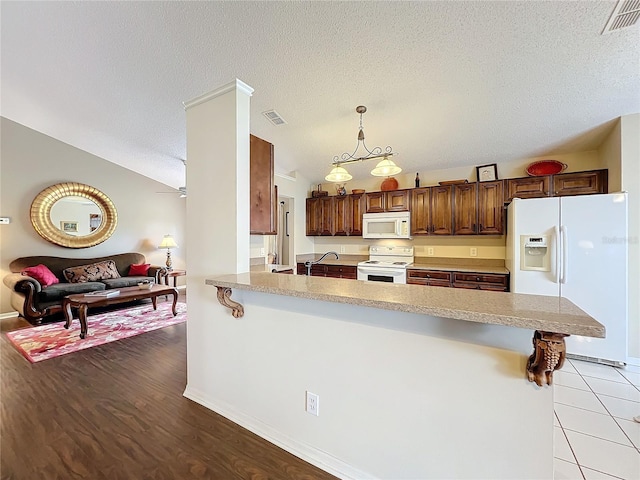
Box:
[554,359,640,480]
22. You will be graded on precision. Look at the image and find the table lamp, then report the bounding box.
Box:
[158,234,178,271]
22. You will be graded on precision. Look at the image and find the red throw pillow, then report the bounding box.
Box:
[21,264,59,287]
[128,263,151,276]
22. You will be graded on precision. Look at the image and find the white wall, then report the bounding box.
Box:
[620,113,640,359]
[0,117,186,314]
[185,290,553,479]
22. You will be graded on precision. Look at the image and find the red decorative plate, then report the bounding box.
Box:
[526,160,567,176]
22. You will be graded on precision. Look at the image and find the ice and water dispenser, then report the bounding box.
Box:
[520,235,551,271]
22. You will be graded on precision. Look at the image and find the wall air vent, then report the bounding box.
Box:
[602,0,640,34]
[262,110,287,126]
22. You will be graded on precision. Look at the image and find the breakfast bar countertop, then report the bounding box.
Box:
[206,272,604,338]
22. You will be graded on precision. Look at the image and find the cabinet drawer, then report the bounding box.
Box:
[407,270,452,281]
[325,265,357,279]
[453,272,508,286]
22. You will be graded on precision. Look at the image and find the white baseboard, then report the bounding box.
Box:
[183,385,376,480]
[0,311,19,320]
[627,356,640,367]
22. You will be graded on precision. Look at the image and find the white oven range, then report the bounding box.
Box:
[357,246,414,284]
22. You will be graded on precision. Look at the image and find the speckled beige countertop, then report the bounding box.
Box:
[295,254,365,266]
[206,272,604,338]
[409,263,510,274]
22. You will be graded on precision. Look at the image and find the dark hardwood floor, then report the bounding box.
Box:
[0,296,337,480]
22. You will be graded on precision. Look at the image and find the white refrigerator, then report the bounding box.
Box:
[506,193,628,365]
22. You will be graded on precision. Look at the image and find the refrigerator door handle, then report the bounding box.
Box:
[554,225,561,284]
[560,225,568,284]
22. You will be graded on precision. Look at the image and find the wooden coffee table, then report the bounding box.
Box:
[62,284,179,339]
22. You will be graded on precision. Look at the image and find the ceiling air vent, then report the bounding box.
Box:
[602,0,640,34]
[262,110,287,126]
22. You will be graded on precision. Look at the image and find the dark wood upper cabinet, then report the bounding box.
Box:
[506,169,607,202]
[385,190,410,212]
[410,188,431,235]
[349,194,364,236]
[250,134,276,235]
[318,196,335,236]
[477,181,504,235]
[305,198,320,236]
[453,183,478,235]
[333,196,350,236]
[553,170,607,196]
[506,176,551,202]
[365,190,409,213]
[364,192,386,213]
[430,186,453,235]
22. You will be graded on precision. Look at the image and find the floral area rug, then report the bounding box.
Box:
[5,302,186,363]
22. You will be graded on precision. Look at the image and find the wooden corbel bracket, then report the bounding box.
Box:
[216,287,244,318]
[526,330,569,386]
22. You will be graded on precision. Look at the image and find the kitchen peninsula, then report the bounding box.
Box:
[203,271,604,479]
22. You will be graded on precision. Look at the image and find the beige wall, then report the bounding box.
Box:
[599,119,622,192]
[320,150,603,193]
[0,117,186,314]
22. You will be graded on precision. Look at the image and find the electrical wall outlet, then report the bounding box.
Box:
[306,391,319,416]
[427,247,434,256]
[470,247,478,257]
[340,245,346,254]
[0,217,10,224]
[260,247,265,256]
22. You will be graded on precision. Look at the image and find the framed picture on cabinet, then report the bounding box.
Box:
[476,163,498,182]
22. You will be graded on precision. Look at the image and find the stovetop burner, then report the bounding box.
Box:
[358,245,415,270]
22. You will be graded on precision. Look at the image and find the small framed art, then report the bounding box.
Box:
[60,221,79,233]
[476,163,498,182]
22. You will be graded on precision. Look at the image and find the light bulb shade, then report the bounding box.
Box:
[325,165,353,182]
[158,234,178,249]
[370,157,402,177]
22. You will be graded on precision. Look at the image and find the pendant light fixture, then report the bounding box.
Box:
[325,106,401,182]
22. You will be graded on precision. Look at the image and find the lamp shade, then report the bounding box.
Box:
[370,157,402,177]
[158,235,178,249]
[325,165,353,182]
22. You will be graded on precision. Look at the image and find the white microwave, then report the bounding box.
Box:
[362,211,411,239]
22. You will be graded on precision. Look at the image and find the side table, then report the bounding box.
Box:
[164,269,186,287]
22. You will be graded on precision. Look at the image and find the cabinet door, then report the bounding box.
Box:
[319,197,334,236]
[410,188,431,235]
[430,186,453,235]
[305,198,320,236]
[477,181,504,235]
[506,176,551,202]
[453,183,478,235]
[365,192,385,213]
[385,190,410,211]
[553,170,607,197]
[349,194,364,236]
[333,196,350,236]
[250,135,276,234]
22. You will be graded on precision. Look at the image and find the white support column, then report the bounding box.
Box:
[183,79,253,385]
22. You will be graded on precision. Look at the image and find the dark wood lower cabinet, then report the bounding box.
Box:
[296,263,357,279]
[407,269,510,291]
[406,269,452,287]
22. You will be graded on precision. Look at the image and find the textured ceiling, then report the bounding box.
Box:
[1,1,638,189]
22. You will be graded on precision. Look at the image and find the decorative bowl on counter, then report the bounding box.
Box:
[352,189,365,194]
[526,160,567,176]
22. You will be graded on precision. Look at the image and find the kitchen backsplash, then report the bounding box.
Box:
[313,236,506,259]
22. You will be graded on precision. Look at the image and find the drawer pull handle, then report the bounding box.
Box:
[476,277,481,281]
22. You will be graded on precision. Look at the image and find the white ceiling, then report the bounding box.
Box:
[1,1,638,189]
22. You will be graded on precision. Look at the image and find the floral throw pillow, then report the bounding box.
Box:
[63,260,121,283]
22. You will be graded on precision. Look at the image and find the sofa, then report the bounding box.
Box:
[3,253,167,324]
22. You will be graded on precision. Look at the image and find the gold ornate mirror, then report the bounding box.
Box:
[30,182,117,248]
